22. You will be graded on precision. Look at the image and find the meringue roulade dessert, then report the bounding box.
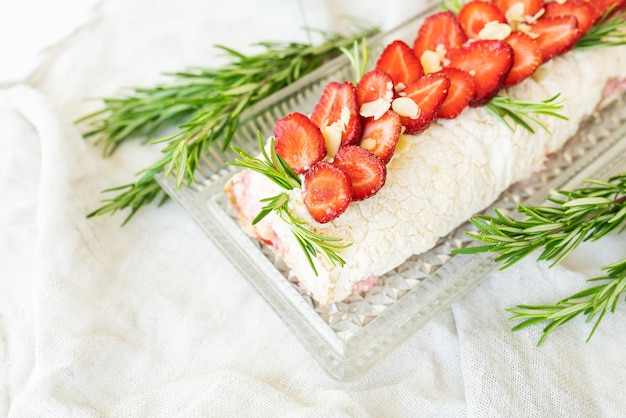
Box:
[226,1,626,305]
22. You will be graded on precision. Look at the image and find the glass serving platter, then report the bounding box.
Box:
[156,5,626,380]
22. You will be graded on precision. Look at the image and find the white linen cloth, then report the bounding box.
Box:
[1,0,625,416]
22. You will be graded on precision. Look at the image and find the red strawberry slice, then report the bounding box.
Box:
[413,11,468,63]
[359,110,402,164]
[398,72,450,133]
[445,39,513,105]
[591,0,626,19]
[376,40,424,88]
[333,146,386,201]
[503,31,541,87]
[303,161,351,224]
[356,68,394,112]
[530,15,581,62]
[310,81,361,148]
[458,1,507,39]
[493,0,544,17]
[543,0,597,35]
[274,112,326,175]
[437,67,476,119]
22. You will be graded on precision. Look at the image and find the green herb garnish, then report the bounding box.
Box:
[508,257,626,345]
[454,173,626,343]
[576,8,626,50]
[228,133,351,275]
[485,94,568,134]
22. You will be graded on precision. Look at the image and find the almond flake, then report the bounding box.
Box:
[420,50,442,74]
[478,21,512,40]
[360,138,376,151]
[505,3,525,25]
[392,97,420,119]
[360,98,391,120]
[321,106,351,157]
[435,44,447,60]
[524,8,545,24]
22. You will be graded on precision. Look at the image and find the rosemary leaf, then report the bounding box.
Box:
[576,8,626,50]
[485,94,568,134]
[507,257,626,345]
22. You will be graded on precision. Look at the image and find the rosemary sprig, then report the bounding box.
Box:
[576,8,626,50]
[228,133,301,191]
[82,27,379,224]
[254,192,350,275]
[228,133,351,274]
[485,94,568,134]
[454,174,626,343]
[339,38,370,83]
[453,173,626,268]
[507,257,626,345]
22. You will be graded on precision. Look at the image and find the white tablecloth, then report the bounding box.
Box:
[2,1,625,416]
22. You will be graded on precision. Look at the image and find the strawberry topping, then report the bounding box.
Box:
[413,11,468,63]
[303,162,351,224]
[310,81,361,148]
[399,72,450,133]
[333,146,386,201]
[543,0,597,35]
[359,110,402,164]
[356,69,394,118]
[437,67,476,119]
[458,1,507,39]
[530,15,581,63]
[445,39,513,105]
[591,0,626,19]
[503,31,542,87]
[274,112,326,175]
[376,40,424,88]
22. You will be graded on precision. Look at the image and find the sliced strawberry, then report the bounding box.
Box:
[274,112,326,174]
[333,146,386,201]
[356,68,394,116]
[376,40,424,88]
[530,15,581,62]
[303,161,351,224]
[359,110,402,164]
[503,31,541,87]
[445,39,513,105]
[310,81,361,148]
[458,1,507,39]
[493,0,544,17]
[543,0,597,35]
[398,72,450,132]
[413,11,468,63]
[591,0,626,19]
[437,67,476,119]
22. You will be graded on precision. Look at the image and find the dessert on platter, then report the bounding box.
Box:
[225,0,626,306]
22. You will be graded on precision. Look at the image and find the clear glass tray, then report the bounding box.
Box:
[156,6,626,380]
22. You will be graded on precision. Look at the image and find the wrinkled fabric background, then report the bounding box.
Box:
[1,0,625,416]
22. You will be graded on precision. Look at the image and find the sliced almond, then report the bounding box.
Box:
[360,98,391,120]
[392,97,420,119]
[505,2,525,25]
[478,21,512,40]
[360,137,376,151]
[525,8,545,24]
[321,106,351,157]
[420,50,442,74]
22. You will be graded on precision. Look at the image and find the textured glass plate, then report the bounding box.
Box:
[156,6,626,380]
